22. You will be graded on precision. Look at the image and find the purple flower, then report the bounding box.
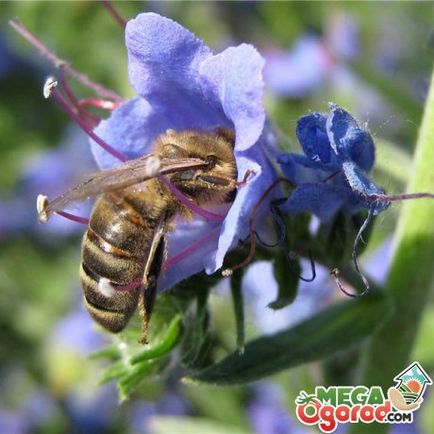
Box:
[264,35,333,98]
[278,104,389,220]
[91,13,276,291]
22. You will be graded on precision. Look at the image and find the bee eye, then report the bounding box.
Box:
[206,155,218,168]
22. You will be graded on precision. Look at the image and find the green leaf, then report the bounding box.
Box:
[88,346,120,361]
[118,359,163,401]
[131,315,182,364]
[187,292,391,385]
[180,289,211,369]
[268,249,300,310]
[99,361,129,385]
[230,269,245,352]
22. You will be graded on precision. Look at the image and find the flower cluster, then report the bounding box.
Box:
[277,103,389,221]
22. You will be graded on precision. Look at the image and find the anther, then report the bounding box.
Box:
[36,194,49,222]
[43,76,58,99]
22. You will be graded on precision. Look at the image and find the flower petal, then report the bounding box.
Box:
[326,103,375,171]
[126,13,210,99]
[296,112,339,169]
[342,161,389,214]
[278,152,328,184]
[281,183,347,220]
[199,44,266,152]
[157,219,220,291]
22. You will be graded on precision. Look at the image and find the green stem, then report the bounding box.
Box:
[350,66,434,434]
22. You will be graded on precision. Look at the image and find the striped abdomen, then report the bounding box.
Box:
[80,184,169,333]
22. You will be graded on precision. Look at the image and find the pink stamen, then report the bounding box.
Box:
[114,279,142,292]
[9,18,124,103]
[50,86,128,162]
[102,0,127,29]
[158,175,225,223]
[59,68,101,126]
[55,211,89,225]
[77,98,120,111]
[162,227,220,271]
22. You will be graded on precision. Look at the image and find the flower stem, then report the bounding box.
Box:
[349,65,434,434]
[9,18,124,103]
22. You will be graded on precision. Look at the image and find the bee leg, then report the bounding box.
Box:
[138,221,167,345]
[138,280,157,345]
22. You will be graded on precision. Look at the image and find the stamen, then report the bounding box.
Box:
[55,211,89,225]
[9,18,123,103]
[77,98,120,111]
[158,175,225,223]
[102,0,127,29]
[43,77,128,162]
[236,169,255,188]
[330,268,357,298]
[350,209,373,296]
[287,250,317,282]
[162,227,220,271]
[222,177,292,276]
[369,192,434,202]
[37,194,90,224]
[114,279,142,292]
[59,68,100,126]
[331,209,374,298]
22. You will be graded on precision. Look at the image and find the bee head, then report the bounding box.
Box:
[156,128,238,204]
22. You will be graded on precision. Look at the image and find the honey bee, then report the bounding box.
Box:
[37,128,238,344]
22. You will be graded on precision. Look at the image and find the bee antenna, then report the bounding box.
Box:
[331,208,374,298]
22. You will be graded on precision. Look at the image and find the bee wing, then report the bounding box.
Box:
[38,154,208,221]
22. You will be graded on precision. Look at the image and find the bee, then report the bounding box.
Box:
[37,128,238,344]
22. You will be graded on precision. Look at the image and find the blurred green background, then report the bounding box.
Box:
[0,2,433,433]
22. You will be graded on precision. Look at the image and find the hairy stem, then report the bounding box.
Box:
[349,65,434,434]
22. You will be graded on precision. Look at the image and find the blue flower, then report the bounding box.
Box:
[278,103,389,220]
[91,13,276,291]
